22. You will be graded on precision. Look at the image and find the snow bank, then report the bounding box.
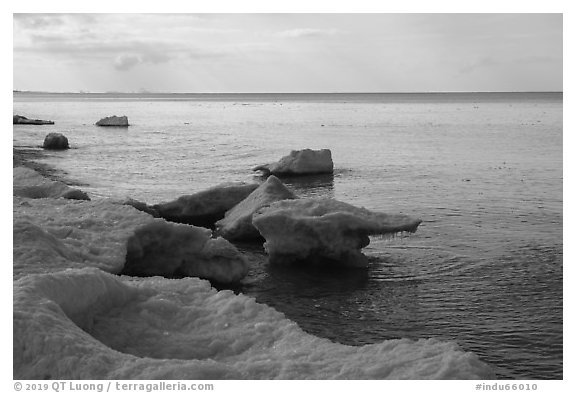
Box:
[14,167,90,200]
[14,196,247,283]
[13,197,154,278]
[154,182,259,227]
[253,198,422,267]
[253,149,334,176]
[14,268,494,379]
[123,220,248,283]
[216,176,296,240]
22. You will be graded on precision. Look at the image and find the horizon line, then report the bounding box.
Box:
[13,90,564,95]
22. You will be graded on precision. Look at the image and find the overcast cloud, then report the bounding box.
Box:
[13,13,563,93]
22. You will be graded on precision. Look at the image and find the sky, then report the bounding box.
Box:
[12,13,563,93]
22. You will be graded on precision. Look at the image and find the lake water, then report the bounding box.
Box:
[13,92,563,379]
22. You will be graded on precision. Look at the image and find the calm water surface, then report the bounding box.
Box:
[13,92,563,379]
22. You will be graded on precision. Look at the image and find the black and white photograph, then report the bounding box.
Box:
[11,6,566,387]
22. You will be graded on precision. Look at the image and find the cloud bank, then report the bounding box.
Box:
[13,13,562,93]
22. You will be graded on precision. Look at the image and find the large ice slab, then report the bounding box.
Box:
[215,176,296,240]
[14,268,494,379]
[13,197,154,278]
[14,196,247,283]
[253,149,334,176]
[253,198,422,267]
[154,182,259,227]
[122,220,249,283]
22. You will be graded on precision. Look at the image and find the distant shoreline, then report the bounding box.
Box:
[13,147,55,177]
[12,147,85,187]
[13,90,563,95]
[13,91,562,104]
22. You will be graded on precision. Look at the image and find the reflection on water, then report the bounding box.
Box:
[239,239,562,380]
[257,259,369,295]
[253,173,335,198]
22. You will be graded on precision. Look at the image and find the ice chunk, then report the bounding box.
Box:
[253,149,334,176]
[95,115,129,126]
[13,167,89,200]
[252,198,422,267]
[42,133,69,150]
[122,197,160,217]
[13,268,494,379]
[154,182,259,227]
[13,114,54,125]
[215,176,297,240]
[122,220,248,284]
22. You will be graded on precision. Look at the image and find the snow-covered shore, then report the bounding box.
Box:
[12,154,495,380]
